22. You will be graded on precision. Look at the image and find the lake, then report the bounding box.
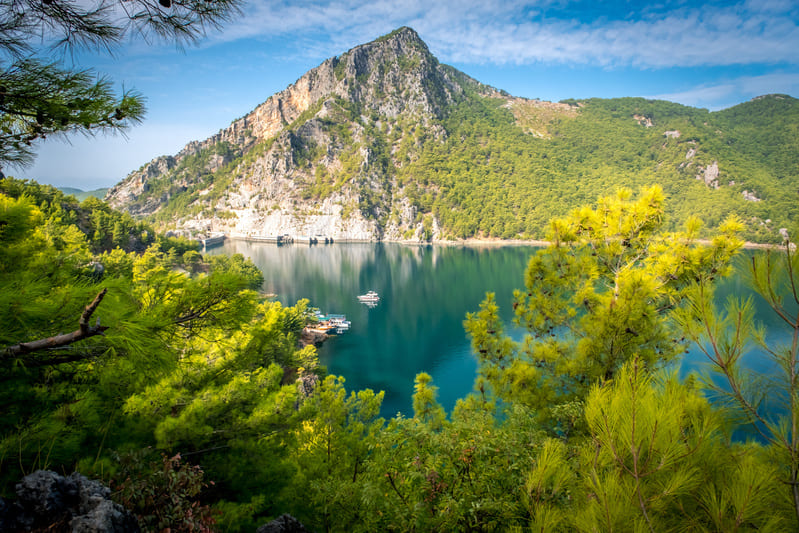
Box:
[209,240,793,419]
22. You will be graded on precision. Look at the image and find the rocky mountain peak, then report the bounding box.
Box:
[105,26,487,228]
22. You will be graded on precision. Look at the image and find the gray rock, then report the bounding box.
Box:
[102,27,495,243]
[5,470,139,532]
[256,513,311,533]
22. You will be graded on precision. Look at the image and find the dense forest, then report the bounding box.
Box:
[105,27,799,245]
[408,93,799,243]
[3,178,799,531]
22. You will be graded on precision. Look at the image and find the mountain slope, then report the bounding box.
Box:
[59,187,110,201]
[106,28,799,243]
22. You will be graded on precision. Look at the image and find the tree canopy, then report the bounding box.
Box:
[3,179,799,531]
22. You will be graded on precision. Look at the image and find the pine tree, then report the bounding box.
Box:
[0,0,241,169]
[465,186,743,417]
[676,236,799,524]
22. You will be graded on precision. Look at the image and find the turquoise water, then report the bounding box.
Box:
[209,241,534,416]
[210,241,793,419]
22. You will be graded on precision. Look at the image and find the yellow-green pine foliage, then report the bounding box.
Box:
[465,185,743,414]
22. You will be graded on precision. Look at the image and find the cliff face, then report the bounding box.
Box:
[106,28,799,244]
[106,27,494,241]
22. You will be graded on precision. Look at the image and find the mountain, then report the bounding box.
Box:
[106,27,799,243]
[59,187,110,202]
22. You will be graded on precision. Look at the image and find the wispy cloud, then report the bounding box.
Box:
[212,0,799,69]
[651,72,799,109]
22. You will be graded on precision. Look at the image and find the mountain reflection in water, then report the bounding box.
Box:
[209,242,790,421]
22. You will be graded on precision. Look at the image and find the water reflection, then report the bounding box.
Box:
[209,241,535,416]
[209,241,791,422]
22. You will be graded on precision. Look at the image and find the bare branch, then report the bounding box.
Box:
[2,288,109,360]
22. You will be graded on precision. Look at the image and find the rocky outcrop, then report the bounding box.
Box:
[0,470,139,532]
[297,374,320,398]
[257,514,311,533]
[633,114,653,127]
[104,27,496,241]
[696,161,720,188]
[742,189,761,202]
[300,327,328,347]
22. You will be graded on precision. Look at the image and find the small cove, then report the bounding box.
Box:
[209,241,533,416]
[209,240,792,420]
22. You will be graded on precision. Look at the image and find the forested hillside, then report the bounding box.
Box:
[4,178,799,531]
[58,186,111,202]
[104,28,798,244]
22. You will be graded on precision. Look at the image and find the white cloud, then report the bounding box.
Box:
[211,0,799,69]
[651,72,799,109]
[650,84,738,109]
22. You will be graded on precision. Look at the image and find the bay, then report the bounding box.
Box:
[209,241,794,420]
[208,241,535,417]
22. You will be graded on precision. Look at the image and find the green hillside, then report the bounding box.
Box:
[58,186,110,202]
[407,94,798,242]
[105,29,797,244]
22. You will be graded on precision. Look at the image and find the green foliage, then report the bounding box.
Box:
[395,94,792,242]
[5,177,799,531]
[0,0,241,168]
[0,59,145,167]
[0,177,170,253]
[0,180,311,529]
[465,186,744,412]
[286,375,384,532]
[111,449,216,532]
[206,252,265,290]
[576,358,782,531]
[676,240,799,523]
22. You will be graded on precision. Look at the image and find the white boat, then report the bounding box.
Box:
[312,310,351,334]
[327,315,351,333]
[357,291,380,302]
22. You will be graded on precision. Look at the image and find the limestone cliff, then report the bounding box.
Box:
[106,27,498,241]
[105,30,799,244]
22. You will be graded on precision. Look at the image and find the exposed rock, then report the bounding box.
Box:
[103,27,532,242]
[297,374,320,399]
[633,114,653,127]
[664,130,681,138]
[84,261,105,279]
[696,161,720,188]
[685,147,696,159]
[300,326,329,347]
[1,470,139,532]
[257,513,311,533]
[780,228,790,241]
[742,189,761,202]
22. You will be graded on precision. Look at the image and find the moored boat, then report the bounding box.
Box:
[313,310,351,334]
[357,290,380,302]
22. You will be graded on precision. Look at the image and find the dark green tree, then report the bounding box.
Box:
[0,0,241,169]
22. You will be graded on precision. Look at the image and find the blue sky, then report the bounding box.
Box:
[17,0,799,190]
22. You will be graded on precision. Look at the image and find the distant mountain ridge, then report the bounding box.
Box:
[59,187,109,202]
[106,27,798,243]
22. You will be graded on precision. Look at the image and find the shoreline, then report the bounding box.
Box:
[224,233,786,250]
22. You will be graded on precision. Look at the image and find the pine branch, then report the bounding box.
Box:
[2,288,109,360]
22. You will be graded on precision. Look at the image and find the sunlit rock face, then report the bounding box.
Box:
[106,27,498,242]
